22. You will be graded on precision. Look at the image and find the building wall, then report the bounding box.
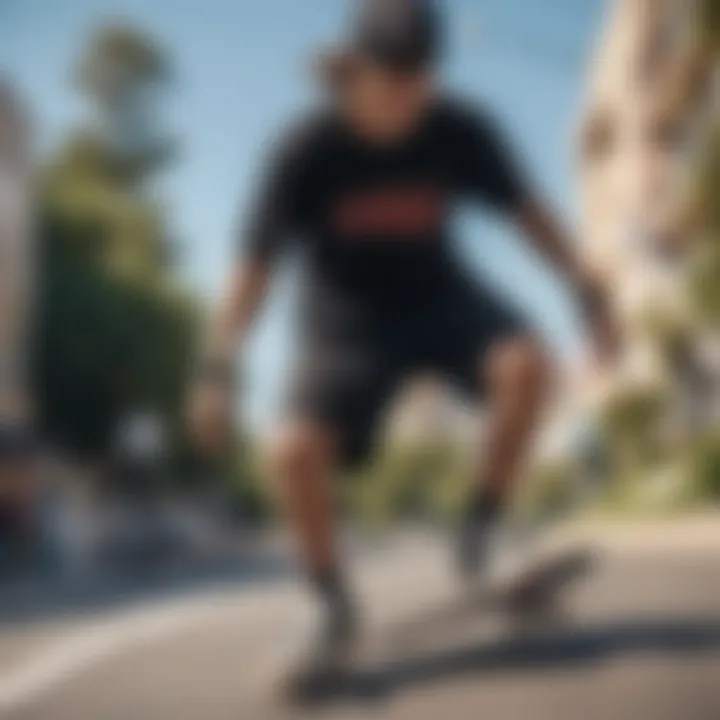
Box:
[580,0,715,390]
[0,82,32,426]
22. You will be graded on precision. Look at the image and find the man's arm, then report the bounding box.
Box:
[452,104,619,360]
[453,106,587,286]
[187,259,271,455]
[199,260,271,377]
[515,199,585,287]
[198,113,313,380]
[189,118,310,453]
[515,198,619,360]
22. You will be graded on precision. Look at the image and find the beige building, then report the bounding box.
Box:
[0,82,32,426]
[579,0,718,408]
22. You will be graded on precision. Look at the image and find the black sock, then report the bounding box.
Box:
[309,567,356,642]
[310,567,349,614]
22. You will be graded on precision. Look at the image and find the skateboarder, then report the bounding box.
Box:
[188,0,616,698]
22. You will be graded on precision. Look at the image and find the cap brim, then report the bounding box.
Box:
[312,46,361,85]
[313,43,431,86]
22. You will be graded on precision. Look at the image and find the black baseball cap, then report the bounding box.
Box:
[318,0,444,78]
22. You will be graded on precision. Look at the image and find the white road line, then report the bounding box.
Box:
[0,589,277,716]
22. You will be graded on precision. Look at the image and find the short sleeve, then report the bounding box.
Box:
[450,104,530,214]
[239,119,315,263]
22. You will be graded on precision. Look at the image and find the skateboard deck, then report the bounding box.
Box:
[376,545,596,650]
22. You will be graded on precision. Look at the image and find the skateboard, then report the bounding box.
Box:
[279,545,597,707]
[381,545,596,646]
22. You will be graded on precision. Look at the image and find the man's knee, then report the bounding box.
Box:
[486,336,553,397]
[269,422,335,480]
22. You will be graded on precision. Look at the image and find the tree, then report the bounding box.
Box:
[36,23,197,463]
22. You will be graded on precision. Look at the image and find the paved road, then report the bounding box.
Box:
[1,520,719,720]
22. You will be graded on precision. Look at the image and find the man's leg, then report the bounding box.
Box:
[276,332,394,605]
[270,420,358,695]
[273,328,400,699]
[271,421,342,590]
[479,336,551,502]
[460,335,552,574]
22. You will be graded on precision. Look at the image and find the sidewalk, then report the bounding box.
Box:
[555,512,720,552]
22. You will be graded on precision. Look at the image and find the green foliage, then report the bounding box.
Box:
[37,228,198,459]
[599,385,669,475]
[42,132,172,265]
[698,0,720,49]
[36,25,196,462]
[348,439,469,525]
[694,127,720,235]
[521,459,578,518]
[689,242,720,324]
[687,130,720,330]
[600,387,666,443]
[76,24,170,98]
[638,304,691,362]
[687,432,720,502]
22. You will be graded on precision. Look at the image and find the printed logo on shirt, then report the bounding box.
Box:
[332,182,444,240]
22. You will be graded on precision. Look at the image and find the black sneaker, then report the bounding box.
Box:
[282,597,357,705]
[457,513,499,583]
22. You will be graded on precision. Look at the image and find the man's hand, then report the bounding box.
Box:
[186,261,270,458]
[515,200,622,365]
[186,361,236,458]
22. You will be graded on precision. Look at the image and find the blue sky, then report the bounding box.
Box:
[1,0,605,428]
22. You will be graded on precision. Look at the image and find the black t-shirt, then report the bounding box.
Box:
[241,96,529,323]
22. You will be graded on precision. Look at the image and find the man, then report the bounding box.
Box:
[189,0,615,697]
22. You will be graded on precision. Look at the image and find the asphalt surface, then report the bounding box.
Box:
[1,520,720,720]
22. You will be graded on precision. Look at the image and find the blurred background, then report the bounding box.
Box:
[0,1,718,718]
